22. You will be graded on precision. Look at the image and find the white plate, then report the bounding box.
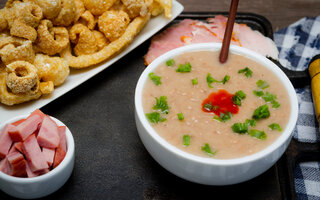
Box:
[0,1,184,122]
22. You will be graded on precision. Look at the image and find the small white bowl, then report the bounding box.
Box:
[135,43,298,185]
[0,114,75,199]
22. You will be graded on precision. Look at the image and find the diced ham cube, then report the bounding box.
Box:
[58,126,67,152]
[9,115,42,142]
[28,109,46,120]
[0,158,12,175]
[22,134,48,172]
[11,119,26,126]
[26,162,50,178]
[7,152,27,177]
[14,142,23,153]
[42,148,55,167]
[37,116,60,149]
[0,124,14,159]
[53,146,66,169]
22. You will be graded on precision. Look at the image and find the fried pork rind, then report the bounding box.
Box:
[4,1,43,28]
[93,30,109,50]
[78,10,96,30]
[74,0,86,22]
[98,10,130,41]
[0,37,35,65]
[61,15,150,68]
[83,0,117,16]
[39,81,54,94]
[0,74,41,106]
[69,23,98,56]
[0,10,8,32]
[10,20,38,42]
[51,0,76,26]
[5,61,38,94]
[28,0,62,19]
[121,0,150,19]
[34,54,69,86]
[35,20,69,55]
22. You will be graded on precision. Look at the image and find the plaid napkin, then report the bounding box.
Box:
[274,16,320,199]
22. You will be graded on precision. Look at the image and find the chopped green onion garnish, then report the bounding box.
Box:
[148,72,161,85]
[231,123,248,134]
[183,135,190,146]
[232,90,246,106]
[191,78,198,85]
[201,143,216,157]
[214,111,232,122]
[271,100,280,108]
[262,92,276,102]
[238,67,253,77]
[176,62,192,72]
[203,102,213,111]
[256,80,269,89]
[221,75,230,84]
[248,129,267,140]
[245,119,256,127]
[153,96,169,114]
[253,90,264,97]
[145,112,166,123]
[252,104,270,120]
[166,59,175,66]
[206,73,230,88]
[268,123,282,131]
[177,113,184,120]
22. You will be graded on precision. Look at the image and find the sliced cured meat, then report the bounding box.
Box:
[58,126,67,152]
[144,15,279,65]
[37,116,60,149]
[42,147,55,167]
[7,151,27,177]
[8,114,42,142]
[0,158,12,175]
[22,134,48,172]
[0,124,14,159]
[53,146,66,169]
[28,109,46,121]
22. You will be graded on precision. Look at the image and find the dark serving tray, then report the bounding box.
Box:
[0,12,317,200]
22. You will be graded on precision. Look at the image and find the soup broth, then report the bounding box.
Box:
[143,51,290,159]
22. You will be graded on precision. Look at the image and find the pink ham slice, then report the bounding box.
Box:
[42,148,55,167]
[0,158,12,175]
[0,124,14,159]
[37,116,60,149]
[144,15,279,65]
[8,114,42,142]
[7,151,27,177]
[53,126,67,168]
[22,134,48,172]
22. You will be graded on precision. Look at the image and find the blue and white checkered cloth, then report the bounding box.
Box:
[274,16,320,199]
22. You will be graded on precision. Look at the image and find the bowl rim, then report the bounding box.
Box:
[135,42,299,166]
[0,113,75,182]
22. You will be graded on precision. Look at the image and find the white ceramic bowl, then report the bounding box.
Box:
[0,114,75,199]
[135,43,299,185]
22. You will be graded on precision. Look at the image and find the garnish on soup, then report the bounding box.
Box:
[166,59,175,66]
[252,104,270,120]
[153,96,169,114]
[176,62,192,72]
[145,112,166,123]
[177,113,184,120]
[232,90,246,106]
[183,135,191,146]
[238,67,253,77]
[148,72,161,85]
[256,80,269,89]
[201,143,217,157]
[206,74,230,88]
[268,123,282,131]
[191,78,198,85]
[248,129,267,140]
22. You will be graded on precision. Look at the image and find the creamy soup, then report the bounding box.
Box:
[142,51,290,159]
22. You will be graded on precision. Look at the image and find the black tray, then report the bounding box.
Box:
[0,12,316,200]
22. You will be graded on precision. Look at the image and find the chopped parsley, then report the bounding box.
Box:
[166,59,175,66]
[153,96,169,114]
[145,112,166,123]
[248,129,267,140]
[176,62,192,72]
[232,90,246,106]
[256,80,269,89]
[253,90,264,97]
[203,102,213,111]
[214,111,232,122]
[183,135,190,146]
[252,104,270,120]
[231,123,248,134]
[148,72,161,85]
[201,143,217,157]
[191,78,198,85]
[206,73,230,88]
[269,123,282,131]
[245,119,257,127]
[238,67,253,77]
[177,113,184,120]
